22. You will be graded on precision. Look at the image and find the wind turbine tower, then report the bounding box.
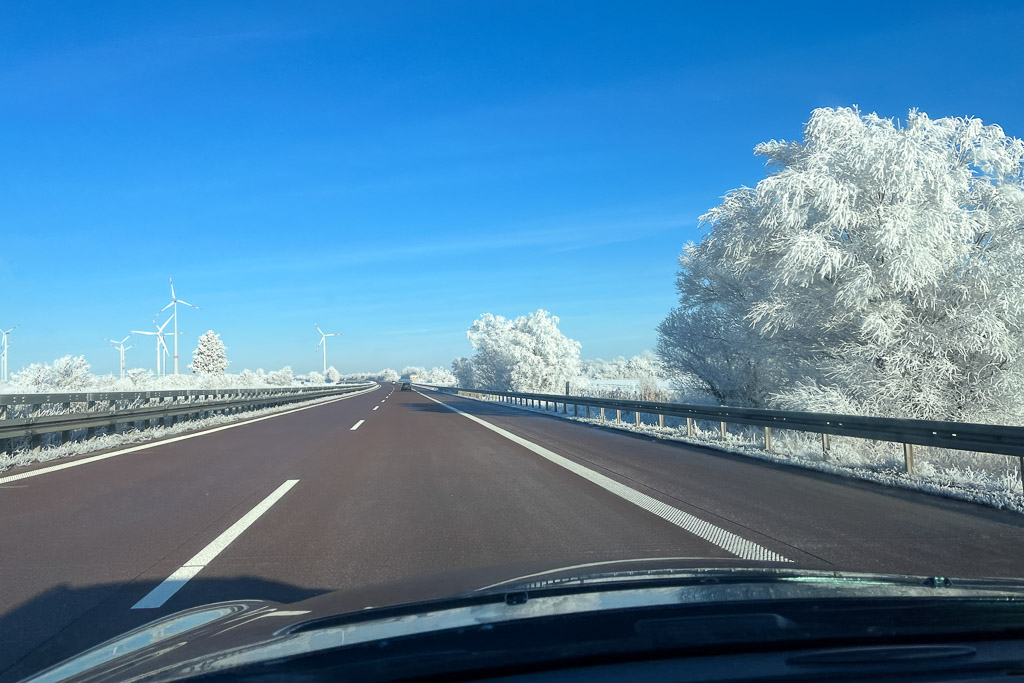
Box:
[105,334,135,379]
[155,277,199,375]
[0,326,15,383]
[315,323,341,374]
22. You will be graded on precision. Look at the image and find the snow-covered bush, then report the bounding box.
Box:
[236,368,264,387]
[125,368,152,387]
[658,107,1024,422]
[267,366,294,386]
[189,330,229,376]
[326,366,341,383]
[419,366,457,386]
[380,368,400,382]
[307,370,324,384]
[401,365,426,378]
[580,352,672,401]
[455,309,581,393]
[12,355,93,391]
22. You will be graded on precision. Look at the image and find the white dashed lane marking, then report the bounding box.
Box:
[133,479,300,609]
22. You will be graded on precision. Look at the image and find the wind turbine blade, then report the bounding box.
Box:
[104,339,117,344]
[131,330,156,335]
[169,276,176,299]
[156,301,175,316]
[177,299,199,309]
[120,334,132,343]
[327,333,341,337]
[125,344,136,350]
[314,323,325,336]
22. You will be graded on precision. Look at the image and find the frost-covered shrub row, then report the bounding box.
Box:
[658,107,1024,424]
[579,352,675,401]
[342,368,400,382]
[417,366,456,386]
[452,309,581,393]
[2,355,310,392]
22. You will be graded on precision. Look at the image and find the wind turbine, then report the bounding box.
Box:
[130,329,162,375]
[105,334,135,379]
[315,323,341,374]
[0,325,15,383]
[132,317,177,376]
[155,277,199,375]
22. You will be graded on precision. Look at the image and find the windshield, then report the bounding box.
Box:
[3,2,1024,680]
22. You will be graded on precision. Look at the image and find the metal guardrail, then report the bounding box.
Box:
[426,385,1024,476]
[0,382,376,454]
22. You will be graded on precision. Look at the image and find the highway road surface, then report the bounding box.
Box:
[3,382,1024,678]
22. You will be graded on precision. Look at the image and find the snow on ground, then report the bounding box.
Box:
[450,392,1024,514]
[0,384,378,473]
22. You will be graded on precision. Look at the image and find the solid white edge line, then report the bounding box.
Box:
[132,479,299,609]
[418,391,791,564]
[0,387,378,485]
[350,420,365,430]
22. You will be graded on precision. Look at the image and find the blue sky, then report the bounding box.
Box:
[2,1,1022,375]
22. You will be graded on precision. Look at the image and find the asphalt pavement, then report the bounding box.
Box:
[3,382,1024,679]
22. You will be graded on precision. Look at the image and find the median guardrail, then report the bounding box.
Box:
[424,385,1024,477]
[0,382,376,454]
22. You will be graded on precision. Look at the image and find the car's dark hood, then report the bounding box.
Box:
[24,562,1024,682]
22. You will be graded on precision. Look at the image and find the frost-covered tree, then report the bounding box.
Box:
[267,366,294,386]
[451,357,474,387]
[420,366,457,386]
[325,366,341,383]
[658,107,1024,422]
[12,355,93,391]
[307,370,324,384]
[380,368,400,382]
[458,309,581,392]
[401,365,426,378]
[189,330,229,376]
[236,368,262,387]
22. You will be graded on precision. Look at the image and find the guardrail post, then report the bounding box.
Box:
[585,405,590,418]
[764,426,772,451]
[60,401,72,445]
[821,433,831,457]
[600,407,605,422]
[615,409,621,424]
[562,401,567,414]
[658,414,664,429]
[720,421,727,440]
[574,403,578,416]
[29,403,43,451]
[903,443,915,475]
[634,411,640,426]
[686,417,694,437]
